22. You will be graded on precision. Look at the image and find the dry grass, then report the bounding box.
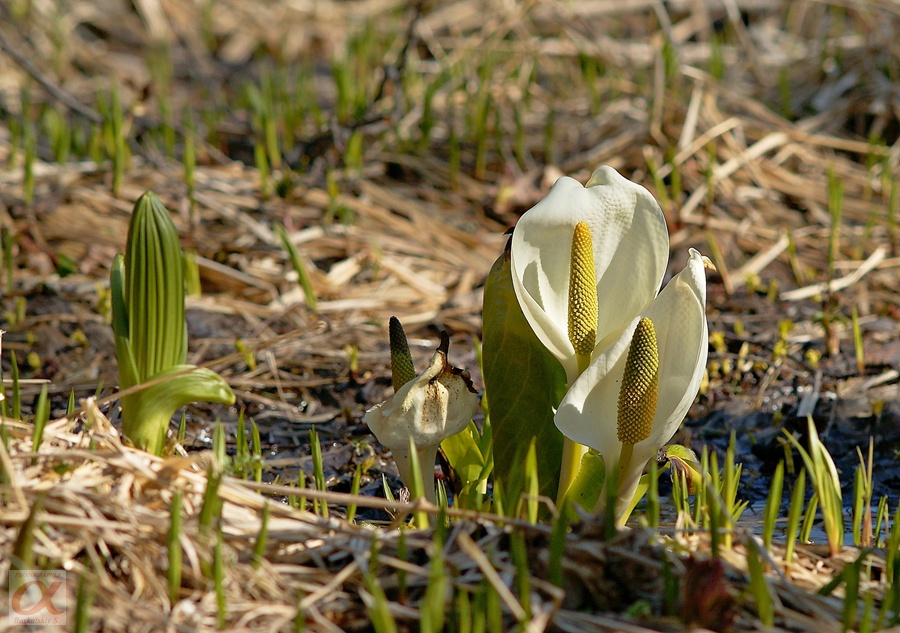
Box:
[1,0,900,630]
[0,410,888,632]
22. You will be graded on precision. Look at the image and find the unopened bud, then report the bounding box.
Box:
[389,316,416,391]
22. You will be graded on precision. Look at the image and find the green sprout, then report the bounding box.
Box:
[73,572,96,633]
[275,223,318,312]
[168,489,183,605]
[310,426,329,519]
[252,503,270,570]
[785,417,844,556]
[852,439,875,547]
[763,461,785,550]
[745,537,776,627]
[111,192,235,455]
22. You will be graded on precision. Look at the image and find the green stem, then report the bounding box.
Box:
[557,439,587,506]
[617,442,635,490]
[556,353,592,505]
[394,444,438,504]
[575,353,591,378]
[593,442,634,526]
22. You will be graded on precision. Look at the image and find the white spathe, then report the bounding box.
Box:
[510,166,670,386]
[554,249,709,522]
[365,344,479,502]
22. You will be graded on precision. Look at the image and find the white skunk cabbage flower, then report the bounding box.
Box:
[510,166,669,387]
[554,249,710,525]
[365,326,479,502]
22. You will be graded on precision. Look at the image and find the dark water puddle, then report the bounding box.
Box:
[683,390,900,544]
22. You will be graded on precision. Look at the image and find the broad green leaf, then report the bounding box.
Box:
[122,364,235,455]
[482,246,567,501]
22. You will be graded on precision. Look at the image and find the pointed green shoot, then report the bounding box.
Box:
[521,440,540,524]
[645,457,660,528]
[346,464,362,523]
[66,389,76,417]
[10,350,21,421]
[73,572,96,633]
[11,495,42,572]
[275,223,318,312]
[421,534,448,633]
[124,192,187,379]
[251,419,262,483]
[113,192,234,454]
[548,510,568,588]
[799,492,818,545]
[362,540,398,633]
[32,383,49,456]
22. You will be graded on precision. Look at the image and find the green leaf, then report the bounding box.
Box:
[122,364,235,455]
[111,254,139,390]
[482,246,567,501]
[440,421,490,498]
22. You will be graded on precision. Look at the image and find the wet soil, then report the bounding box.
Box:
[7,272,899,528]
